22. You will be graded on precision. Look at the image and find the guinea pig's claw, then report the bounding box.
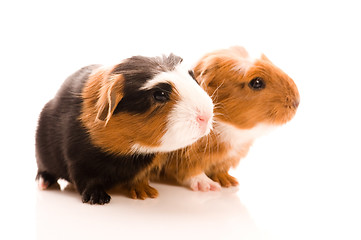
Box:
[81,188,111,205]
[210,172,239,188]
[185,173,221,192]
[128,182,159,200]
[38,177,49,190]
[36,172,57,190]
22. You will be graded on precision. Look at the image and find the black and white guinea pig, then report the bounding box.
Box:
[35,54,213,204]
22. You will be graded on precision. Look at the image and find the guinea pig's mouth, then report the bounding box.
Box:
[268,99,299,125]
[195,123,212,139]
[286,97,300,110]
[188,127,211,143]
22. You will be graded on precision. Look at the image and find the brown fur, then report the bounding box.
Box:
[155,46,300,188]
[158,131,252,184]
[80,65,180,199]
[126,154,165,199]
[81,65,179,156]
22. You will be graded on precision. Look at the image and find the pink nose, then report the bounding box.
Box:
[196,115,211,126]
[196,112,213,135]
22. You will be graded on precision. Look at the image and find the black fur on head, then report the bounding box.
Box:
[111,53,183,81]
[111,54,182,114]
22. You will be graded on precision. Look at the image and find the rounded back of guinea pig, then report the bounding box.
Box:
[193,46,300,129]
[81,54,213,155]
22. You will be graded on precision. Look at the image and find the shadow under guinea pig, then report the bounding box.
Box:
[36,181,266,240]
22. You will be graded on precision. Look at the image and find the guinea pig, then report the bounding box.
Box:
[35,54,214,204]
[154,46,300,191]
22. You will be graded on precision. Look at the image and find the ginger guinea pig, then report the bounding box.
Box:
[35,54,213,204]
[155,46,300,191]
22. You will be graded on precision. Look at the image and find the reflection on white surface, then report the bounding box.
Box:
[1,1,361,239]
[30,106,361,240]
[36,183,265,240]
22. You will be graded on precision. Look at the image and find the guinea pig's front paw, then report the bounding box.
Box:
[36,172,57,190]
[209,172,239,188]
[81,188,111,205]
[127,182,159,200]
[184,173,221,192]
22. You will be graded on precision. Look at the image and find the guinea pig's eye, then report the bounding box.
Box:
[249,77,266,90]
[153,90,169,102]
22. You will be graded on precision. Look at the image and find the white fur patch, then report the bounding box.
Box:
[231,55,255,74]
[132,64,214,154]
[215,121,276,157]
[130,143,177,155]
[229,46,262,74]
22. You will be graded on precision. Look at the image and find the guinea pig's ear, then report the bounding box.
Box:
[193,57,218,89]
[261,54,272,63]
[96,74,124,125]
[230,46,250,58]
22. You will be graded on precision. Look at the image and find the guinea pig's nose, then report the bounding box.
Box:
[197,116,206,123]
[196,111,213,136]
[196,114,212,126]
[293,99,300,109]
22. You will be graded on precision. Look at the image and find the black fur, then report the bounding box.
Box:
[188,70,199,84]
[114,82,173,114]
[112,54,182,76]
[35,61,168,204]
[110,54,181,115]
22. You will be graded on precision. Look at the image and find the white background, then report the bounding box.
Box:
[1,0,360,239]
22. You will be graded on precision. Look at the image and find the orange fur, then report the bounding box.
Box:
[155,46,300,188]
[157,131,251,184]
[80,64,179,198]
[81,65,179,156]
[126,154,166,199]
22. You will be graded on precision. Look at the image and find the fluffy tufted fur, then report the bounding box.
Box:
[154,46,300,191]
[35,54,214,204]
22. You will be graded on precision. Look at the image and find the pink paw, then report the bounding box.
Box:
[184,173,221,192]
[37,176,49,190]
